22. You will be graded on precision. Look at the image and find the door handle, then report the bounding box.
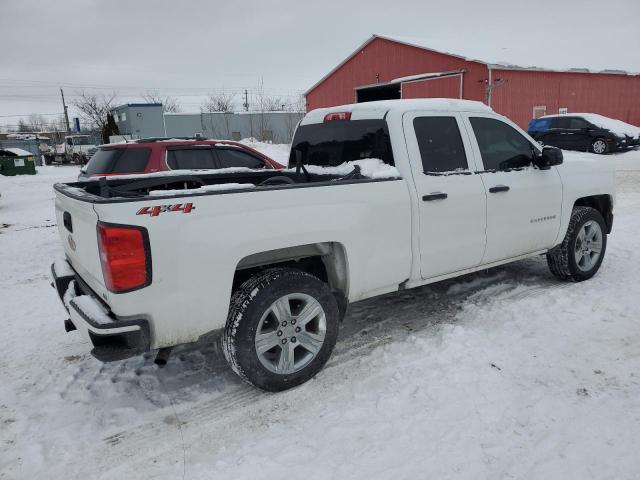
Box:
[422,192,448,201]
[489,185,510,193]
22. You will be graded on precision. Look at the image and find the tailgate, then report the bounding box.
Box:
[54,188,107,299]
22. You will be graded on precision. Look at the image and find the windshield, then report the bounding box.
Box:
[289,119,394,167]
[72,137,92,145]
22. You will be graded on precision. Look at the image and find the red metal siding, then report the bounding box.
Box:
[306,36,640,130]
[306,37,487,110]
[401,75,462,99]
[490,69,640,129]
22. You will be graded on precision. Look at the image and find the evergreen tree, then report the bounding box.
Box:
[101,113,120,143]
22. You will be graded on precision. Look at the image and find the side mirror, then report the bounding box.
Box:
[535,146,563,170]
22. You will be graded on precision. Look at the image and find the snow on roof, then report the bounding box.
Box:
[301,98,492,124]
[113,103,162,109]
[6,133,50,140]
[306,34,639,95]
[379,34,640,75]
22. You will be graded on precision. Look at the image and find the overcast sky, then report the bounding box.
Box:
[1,0,639,129]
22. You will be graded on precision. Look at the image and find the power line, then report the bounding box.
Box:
[0,112,64,118]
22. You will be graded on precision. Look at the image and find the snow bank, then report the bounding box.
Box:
[239,138,291,166]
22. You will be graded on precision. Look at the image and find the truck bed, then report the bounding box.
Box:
[53,161,413,351]
[54,162,400,203]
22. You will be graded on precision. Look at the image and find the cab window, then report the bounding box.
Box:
[413,116,468,173]
[469,117,535,171]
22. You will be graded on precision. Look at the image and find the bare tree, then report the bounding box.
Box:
[47,115,67,132]
[141,90,182,113]
[258,96,287,112]
[17,119,29,132]
[282,94,306,142]
[72,91,119,133]
[201,93,235,113]
[26,114,48,132]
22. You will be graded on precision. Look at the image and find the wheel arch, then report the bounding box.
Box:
[233,242,350,318]
[573,194,613,233]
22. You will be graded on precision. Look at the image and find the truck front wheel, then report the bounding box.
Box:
[223,268,340,391]
[547,206,607,281]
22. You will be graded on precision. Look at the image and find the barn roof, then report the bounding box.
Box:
[305,34,638,95]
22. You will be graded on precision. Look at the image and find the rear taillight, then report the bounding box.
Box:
[324,112,351,122]
[97,223,151,293]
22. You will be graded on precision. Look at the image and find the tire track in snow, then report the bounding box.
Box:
[91,258,568,469]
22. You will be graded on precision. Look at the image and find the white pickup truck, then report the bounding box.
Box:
[51,99,615,391]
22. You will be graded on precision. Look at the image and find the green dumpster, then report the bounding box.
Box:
[0,148,37,176]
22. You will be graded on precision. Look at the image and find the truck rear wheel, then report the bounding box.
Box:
[547,206,607,282]
[222,268,340,391]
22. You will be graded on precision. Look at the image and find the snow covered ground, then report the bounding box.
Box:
[1,148,640,479]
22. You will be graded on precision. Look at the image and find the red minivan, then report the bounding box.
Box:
[79,138,284,180]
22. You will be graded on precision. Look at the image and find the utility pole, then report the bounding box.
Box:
[60,88,71,133]
[243,89,249,112]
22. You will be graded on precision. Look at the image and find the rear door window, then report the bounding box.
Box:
[469,117,535,171]
[413,116,468,173]
[84,148,150,175]
[167,147,217,170]
[216,148,265,169]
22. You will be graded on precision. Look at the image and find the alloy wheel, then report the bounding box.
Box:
[574,220,603,272]
[254,293,327,374]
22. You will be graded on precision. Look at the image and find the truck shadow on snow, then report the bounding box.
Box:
[92,254,571,409]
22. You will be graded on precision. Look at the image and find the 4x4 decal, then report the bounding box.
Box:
[137,203,195,217]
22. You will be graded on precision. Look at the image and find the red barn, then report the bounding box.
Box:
[305,35,640,129]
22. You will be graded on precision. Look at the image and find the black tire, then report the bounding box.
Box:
[547,206,607,282]
[222,268,339,392]
[590,138,609,154]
